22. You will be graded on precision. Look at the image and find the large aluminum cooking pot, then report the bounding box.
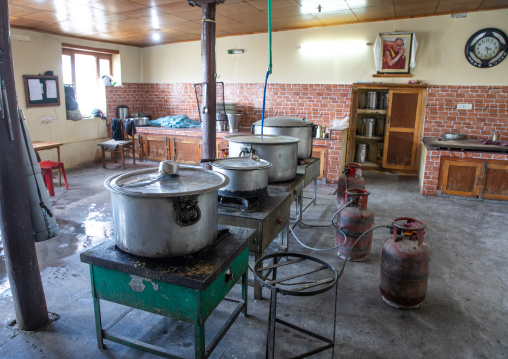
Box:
[251,116,314,159]
[210,156,271,198]
[104,161,229,258]
[225,134,299,182]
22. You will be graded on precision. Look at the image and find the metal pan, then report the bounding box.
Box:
[438,133,466,141]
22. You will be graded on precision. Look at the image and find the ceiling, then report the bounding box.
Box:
[7,0,508,47]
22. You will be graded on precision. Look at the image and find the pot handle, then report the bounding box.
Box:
[239,146,253,157]
[174,196,202,226]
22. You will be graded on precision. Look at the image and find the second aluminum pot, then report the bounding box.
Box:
[210,157,271,198]
[225,134,299,182]
[104,161,229,258]
[251,116,314,159]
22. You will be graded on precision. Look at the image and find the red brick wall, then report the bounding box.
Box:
[421,149,508,195]
[424,85,508,140]
[106,83,351,183]
[106,83,508,188]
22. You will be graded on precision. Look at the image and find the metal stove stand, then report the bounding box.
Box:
[80,226,256,359]
[254,252,338,359]
[268,157,320,228]
[218,192,290,299]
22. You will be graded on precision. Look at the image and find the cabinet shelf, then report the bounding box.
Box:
[356,135,384,141]
[357,109,387,115]
[358,161,382,168]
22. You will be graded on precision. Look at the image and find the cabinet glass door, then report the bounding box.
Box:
[382,90,422,170]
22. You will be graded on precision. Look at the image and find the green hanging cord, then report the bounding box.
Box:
[261,0,273,131]
[268,0,272,74]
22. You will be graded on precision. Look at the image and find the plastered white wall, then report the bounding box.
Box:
[142,9,508,86]
[10,28,142,168]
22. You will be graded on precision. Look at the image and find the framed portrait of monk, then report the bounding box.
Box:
[379,33,413,74]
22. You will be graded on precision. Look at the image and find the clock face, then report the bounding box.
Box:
[465,28,508,68]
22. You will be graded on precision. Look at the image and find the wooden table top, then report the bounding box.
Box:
[32,141,63,150]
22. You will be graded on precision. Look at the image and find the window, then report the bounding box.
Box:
[62,44,118,117]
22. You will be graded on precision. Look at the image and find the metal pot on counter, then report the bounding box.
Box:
[251,116,314,159]
[210,156,271,198]
[128,116,151,126]
[104,161,229,258]
[225,134,299,182]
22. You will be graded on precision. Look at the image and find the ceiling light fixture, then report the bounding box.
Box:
[152,29,161,41]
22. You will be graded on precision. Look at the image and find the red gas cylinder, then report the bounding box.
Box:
[335,189,374,261]
[337,163,365,209]
[379,218,431,309]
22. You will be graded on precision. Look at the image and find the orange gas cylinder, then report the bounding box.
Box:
[380,218,431,309]
[335,189,374,261]
[336,163,365,209]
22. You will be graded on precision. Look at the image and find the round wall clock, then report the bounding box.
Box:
[464,28,508,68]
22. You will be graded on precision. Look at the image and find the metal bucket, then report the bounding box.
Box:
[363,118,376,137]
[227,113,241,133]
[216,113,229,131]
[356,143,368,163]
[117,105,129,120]
[366,92,377,109]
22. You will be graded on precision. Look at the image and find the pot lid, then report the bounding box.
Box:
[225,134,300,144]
[252,116,314,127]
[104,163,229,197]
[210,157,271,170]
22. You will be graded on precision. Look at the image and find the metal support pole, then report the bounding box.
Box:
[0,0,49,330]
[200,2,217,168]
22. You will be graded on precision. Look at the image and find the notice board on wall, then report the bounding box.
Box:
[23,75,60,108]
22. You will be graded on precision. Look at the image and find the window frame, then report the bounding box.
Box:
[62,48,113,91]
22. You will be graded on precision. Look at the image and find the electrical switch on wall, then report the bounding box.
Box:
[41,117,53,123]
[457,104,472,110]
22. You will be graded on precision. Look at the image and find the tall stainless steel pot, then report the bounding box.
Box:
[251,116,314,159]
[210,156,271,198]
[225,134,299,182]
[104,161,229,258]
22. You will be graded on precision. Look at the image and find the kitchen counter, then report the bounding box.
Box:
[422,137,508,153]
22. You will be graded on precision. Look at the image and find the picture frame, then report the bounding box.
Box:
[23,75,60,108]
[378,33,413,74]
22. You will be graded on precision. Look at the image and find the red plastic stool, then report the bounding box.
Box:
[39,161,69,196]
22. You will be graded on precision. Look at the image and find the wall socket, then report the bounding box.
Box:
[41,117,53,123]
[457,103,472,110]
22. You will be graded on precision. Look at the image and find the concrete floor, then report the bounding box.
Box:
[0,159,507,359]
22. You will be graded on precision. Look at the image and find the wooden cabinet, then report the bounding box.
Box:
[172,136,201,164]
[139,134,202,164]
[346,84,427,173]
[141,135,170,161]
[311,146,327,179]
[440,157,508,200]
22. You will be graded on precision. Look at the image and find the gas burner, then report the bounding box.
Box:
[218,194,267,209]
[114,227,230,265]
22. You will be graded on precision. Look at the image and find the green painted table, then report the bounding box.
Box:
[80,226,255,359]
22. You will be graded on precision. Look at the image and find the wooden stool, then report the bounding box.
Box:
[39,160,69,196]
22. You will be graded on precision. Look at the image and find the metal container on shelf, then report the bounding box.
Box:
[378,93,389,110]
[366,92,377,109]
[362,118,376,137]
[356,143,368,163]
